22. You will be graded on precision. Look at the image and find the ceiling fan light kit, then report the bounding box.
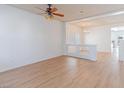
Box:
[45,15,54,20]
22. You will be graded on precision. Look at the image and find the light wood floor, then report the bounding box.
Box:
[0,53,124,88]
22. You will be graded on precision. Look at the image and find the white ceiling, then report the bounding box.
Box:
[73,11,124,28]
[11,4,124,22]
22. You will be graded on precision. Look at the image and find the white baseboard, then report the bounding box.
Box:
[0,54,63,73]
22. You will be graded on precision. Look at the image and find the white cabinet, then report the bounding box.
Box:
[65,44,97,61]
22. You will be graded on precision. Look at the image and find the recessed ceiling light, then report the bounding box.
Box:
[80,11,83,13]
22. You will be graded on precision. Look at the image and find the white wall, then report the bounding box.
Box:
[83,26,111,52]
[66,23,84,45]
[0,5,64,72]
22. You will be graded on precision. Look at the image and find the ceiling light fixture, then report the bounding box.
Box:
[45,14,54,20]
[80,11,83,13]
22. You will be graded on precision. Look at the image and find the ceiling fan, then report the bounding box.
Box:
[36,4,64,19]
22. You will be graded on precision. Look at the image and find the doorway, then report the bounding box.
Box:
[111,26,124,57]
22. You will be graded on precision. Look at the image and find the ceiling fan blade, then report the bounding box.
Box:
[50,7,58,12]
[35,7,46,12]
[52,13,64,17]
[37,13,47,15]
